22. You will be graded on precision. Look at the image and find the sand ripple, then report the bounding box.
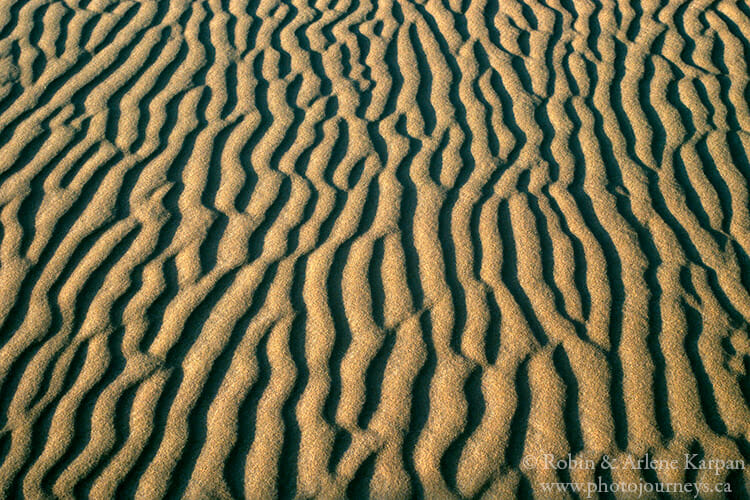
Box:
[0,0,749,497]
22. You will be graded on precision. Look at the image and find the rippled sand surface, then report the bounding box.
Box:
[0,0,749,497]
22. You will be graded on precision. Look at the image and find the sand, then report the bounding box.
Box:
[0,0,749,498]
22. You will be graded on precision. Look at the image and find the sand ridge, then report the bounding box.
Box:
[0,0,749,497]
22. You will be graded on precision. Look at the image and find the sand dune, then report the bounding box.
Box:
[0,0,749,497]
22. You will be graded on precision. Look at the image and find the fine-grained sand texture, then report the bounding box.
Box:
[1,0,750,498]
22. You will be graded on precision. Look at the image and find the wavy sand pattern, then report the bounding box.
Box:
[1,0,750,497]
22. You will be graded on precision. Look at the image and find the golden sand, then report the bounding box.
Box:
[0,0,749,497]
